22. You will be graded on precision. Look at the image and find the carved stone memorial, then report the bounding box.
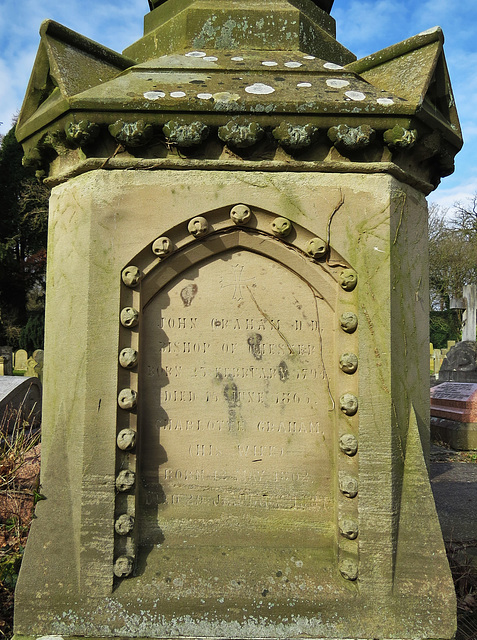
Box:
[14,1,463,639]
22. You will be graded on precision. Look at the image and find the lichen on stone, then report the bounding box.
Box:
[218,120,265,148]
[328,124,375,152]
[272,122,319,151]
[163,120,210,148]
[383,125,418,150]
[108,119,155,147]
[65,120,100,148]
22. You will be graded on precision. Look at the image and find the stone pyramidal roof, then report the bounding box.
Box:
[16,0,462,192]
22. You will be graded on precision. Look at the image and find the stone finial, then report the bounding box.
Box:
[328,124,375,152]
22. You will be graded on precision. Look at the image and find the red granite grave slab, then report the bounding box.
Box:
[430,382,477,422]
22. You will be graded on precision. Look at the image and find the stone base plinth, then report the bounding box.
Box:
[431,416,477,451]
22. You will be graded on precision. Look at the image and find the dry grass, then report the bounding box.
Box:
[0,403,40,640]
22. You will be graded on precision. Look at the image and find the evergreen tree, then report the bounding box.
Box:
[0,124,49,349]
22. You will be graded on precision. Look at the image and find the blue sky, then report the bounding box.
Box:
[0,0,475,209]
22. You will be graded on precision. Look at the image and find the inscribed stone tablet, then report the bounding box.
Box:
[138,249,336,606]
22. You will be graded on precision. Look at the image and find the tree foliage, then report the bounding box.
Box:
[428,195,477,346]
[428,196,477,310]
[0,125,49,349]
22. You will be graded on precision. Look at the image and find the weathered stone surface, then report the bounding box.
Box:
[12,170,456,640]
[13,1,462,638]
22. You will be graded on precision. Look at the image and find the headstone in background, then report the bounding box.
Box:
[431,382,477,450]
[13,1,463,639]
[0,376,42,430]
[439,341,477,383]
[450,284,477,342]
[25,350,44,382]
[0,346,13,375]
[14,349,29,372]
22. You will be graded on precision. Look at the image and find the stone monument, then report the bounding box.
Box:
[14,1,462,639]
[450,284,477,342]
[431,382,477,450]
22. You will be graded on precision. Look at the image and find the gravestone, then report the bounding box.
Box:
[431,382,477,450]
[0,346,13,375]
[450,284,477,342]
[0,376,42,430]
[14,1,463,639]
[439,340,477,383]
[14,349,28,372]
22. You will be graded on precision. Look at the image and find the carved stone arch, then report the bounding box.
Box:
[115,204,359,593]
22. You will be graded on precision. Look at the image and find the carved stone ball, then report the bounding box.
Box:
[305,237,328,259]
[339,269,357,291]
[188,216,209,238]
[115,514,135,536]
[339,433,358,456]
[116,470,136,492]
[119,348,138,369]
[339,472,358,498]
[117,428,137,451]
[120,307,139,328]
[340,393,358,416]
[118,388,137,411]
[271,217,292,237]
[339,558,358,581]
[152,236,173,258]
[121,266,142,288]
[113,555,134,578]
[340,312,358,333]
[230,204,252,225]
[339,519,359,540]
[340,353,358,374]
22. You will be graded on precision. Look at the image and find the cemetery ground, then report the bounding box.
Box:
[0,430,475,639]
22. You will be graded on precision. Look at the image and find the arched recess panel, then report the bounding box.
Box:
[115,207,359,605]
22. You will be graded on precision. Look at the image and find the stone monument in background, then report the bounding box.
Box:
[14,1,462,639]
